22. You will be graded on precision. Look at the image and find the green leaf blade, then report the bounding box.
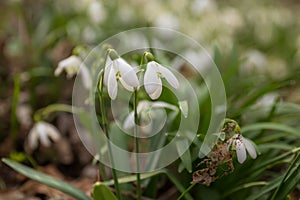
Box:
[2,158,90,200]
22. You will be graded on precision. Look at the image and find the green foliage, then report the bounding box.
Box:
[2,158,90,200]
[92,182,118,200]
[1,0,300,199]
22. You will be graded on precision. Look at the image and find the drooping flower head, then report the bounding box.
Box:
[103,49,139,100]
[55,55,91,89]
[27,121,61,150]
[222,119,257,164]
[227,134,257,164]
[144,61,179,99]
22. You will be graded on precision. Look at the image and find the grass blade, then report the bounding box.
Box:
[2,158,90,200]
[242,122,300,137]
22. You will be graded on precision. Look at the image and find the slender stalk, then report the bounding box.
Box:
[134,89,142,200]
[98,69,122,199]
[10,74,20,140]
[177,183,195,200]
[99,162,108,181]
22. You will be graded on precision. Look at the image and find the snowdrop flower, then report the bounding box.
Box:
[123,100,178,130]
[28,121,61,150]
[104,56,139,100]
[144,61,179,100]
[227,134,257,164]
[55,55,91,89]
[240,50,267,74]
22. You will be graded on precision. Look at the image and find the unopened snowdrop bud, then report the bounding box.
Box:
[103,51,139,100]
[144,52,154,62]
[227,134,257,164]
[144,61,179,99]
[28,121,61,150]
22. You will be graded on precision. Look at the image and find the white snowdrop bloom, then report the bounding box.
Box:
[253,92,278,112]
[241,50,267,74]
[227,134,257,164]
[55,55,91,89]
[144,61,179,100]
[123,100,178,130]
[28,121,61,150]
[104,57,139,100]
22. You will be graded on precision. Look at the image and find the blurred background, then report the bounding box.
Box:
[0,0,300,199]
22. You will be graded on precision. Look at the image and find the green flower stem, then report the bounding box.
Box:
[33,104,76,122]
[10,74,20,140]
[134,89,142,200]
[99,162,108,181]
[177,183,196,200]
[132,52,153,199]
[98,65,122,199]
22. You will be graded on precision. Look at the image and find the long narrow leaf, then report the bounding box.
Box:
[2,158,90,200]
[242,123,300,137]
[271,153,300,200]
[245,176,283,200]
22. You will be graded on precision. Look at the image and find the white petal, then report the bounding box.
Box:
[232,134,239,139]
[119,78,134,92]
[152,101,178,111]
[107,68,118,100]
[44,123,61,142]
[56,56,81,77]
[144,62,161,95]
[116,58,139,87]
[149,85,162,100]
[156,63,179,89]
[236,139,247,164]
[28,127,39,150]
[36,122,51,147]
[137,100,150,113]
[54,65,65,76]
[80,64,91,89]
[104,57,112,86]
[243,137,257,159]
[178,100,188,117]
[123,112,135,129]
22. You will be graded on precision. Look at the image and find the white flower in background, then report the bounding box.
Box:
[240,50,267,74]
[227,134,257,164]
[191,0,216,15]
[55,55,91,89]
[104,57,139,100]
[253,92,278,112]
[88,1,106,24]
[123,100,178,130]
[144,61,179,100]
[16,104,32,128]
[154,13,179,30]
[16,92,32,128]
[28,121,61,150]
